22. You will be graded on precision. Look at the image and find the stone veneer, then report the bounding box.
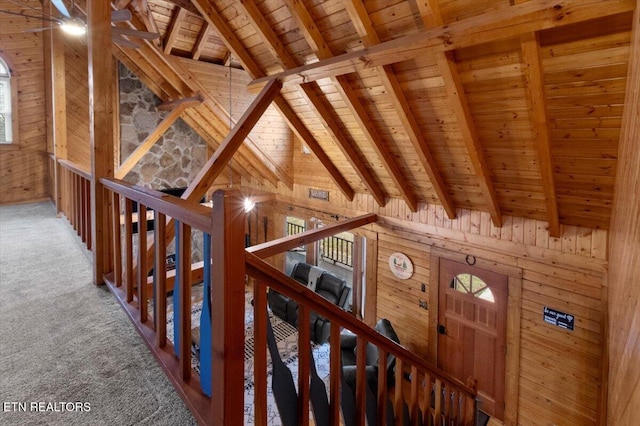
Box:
[119,63,206,262]
[119,63,206,190]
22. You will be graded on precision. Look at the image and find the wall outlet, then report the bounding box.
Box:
[419,300,428,310]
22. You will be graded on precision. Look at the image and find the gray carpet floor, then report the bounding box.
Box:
[0,202,196,425]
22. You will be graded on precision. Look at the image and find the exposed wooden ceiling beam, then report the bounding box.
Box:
[182,79,282,201]
[273,96,355,201]
[418,0,503,227]
[112,44,277,186]
[167,59,292,187]
[438,52,502,226]
[521,32,561,237]
[193,0,362,201]
[115,103,190,179]
[345,0,457,219]
[164,7,187,54]
[157,94,203,111]
[166,0,200,16]
[131,0,161,48]
[191,0,262,76]
[121,9,287,186]
[248,0,635,90]
[115,0,133,9]
[234,0,383,205]
[191,23,211,60]
[298,84,387,206]
[283,0,418,212]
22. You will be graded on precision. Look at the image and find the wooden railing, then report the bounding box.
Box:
[58,159,92,249]
[98,179,478,425]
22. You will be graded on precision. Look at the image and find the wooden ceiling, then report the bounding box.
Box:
[69,1,640,230]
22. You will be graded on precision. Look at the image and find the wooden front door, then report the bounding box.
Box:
[437,258,507,419]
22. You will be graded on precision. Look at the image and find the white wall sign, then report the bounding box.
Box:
[388,252,413,280]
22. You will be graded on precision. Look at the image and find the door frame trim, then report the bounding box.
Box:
[428,248,522,425]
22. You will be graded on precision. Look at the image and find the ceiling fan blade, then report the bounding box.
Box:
[112,26,159,40]
[23,27,53,33]
[111,9,132,23]
[51,0,71,19]
[112,34,142,49]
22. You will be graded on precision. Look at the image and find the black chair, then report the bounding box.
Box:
[307,273,350,344]
[268,262,319,325]
[340,319,400,424]
[268,262,350,344]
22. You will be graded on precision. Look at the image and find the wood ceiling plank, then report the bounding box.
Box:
[521,32,561,237]
[283,0,418,212]
[165,0,200,16]
[166,58,290,186]
[182,78,282,201]
[122,8,288,185]
[196,0,363,201]
[248,0,635,90]
[191,22,212,60]
[345,0,457,218]
[113,45,272,185]
[419,0,503,227]
[273,96,355,200]
[164,6,187,54]
[298,84,387,206]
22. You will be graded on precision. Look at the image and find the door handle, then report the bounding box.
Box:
[437,324,446,335]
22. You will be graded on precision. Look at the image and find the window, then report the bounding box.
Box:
[450,273,495,302]
[0,57,13,144]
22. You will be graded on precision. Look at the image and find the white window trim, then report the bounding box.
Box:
[0,55,18,147]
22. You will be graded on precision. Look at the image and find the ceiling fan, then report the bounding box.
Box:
[0,0,160,49]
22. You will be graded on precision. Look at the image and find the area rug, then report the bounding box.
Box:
[166,290,331,425]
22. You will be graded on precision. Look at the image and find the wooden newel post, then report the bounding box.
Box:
[210,189,246,425]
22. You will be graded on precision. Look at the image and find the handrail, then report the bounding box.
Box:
[248,213,377,258]
[101,178,212,233]
[58,158,92,181]
[245,250,477,398]
[56,158,92,249]
[93,184,477,425]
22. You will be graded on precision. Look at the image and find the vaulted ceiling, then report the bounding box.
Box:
[27,1,640,231]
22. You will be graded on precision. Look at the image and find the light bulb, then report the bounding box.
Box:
[60,18,86,36]
[243,198,255,212]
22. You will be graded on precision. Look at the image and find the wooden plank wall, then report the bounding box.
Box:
[64,39,91,172]
[0,3,48,205]
[607,3,640,424]
[253,170,608,424]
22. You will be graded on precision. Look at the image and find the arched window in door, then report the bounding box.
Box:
[450,273,495,302]
[0,56,14,144]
